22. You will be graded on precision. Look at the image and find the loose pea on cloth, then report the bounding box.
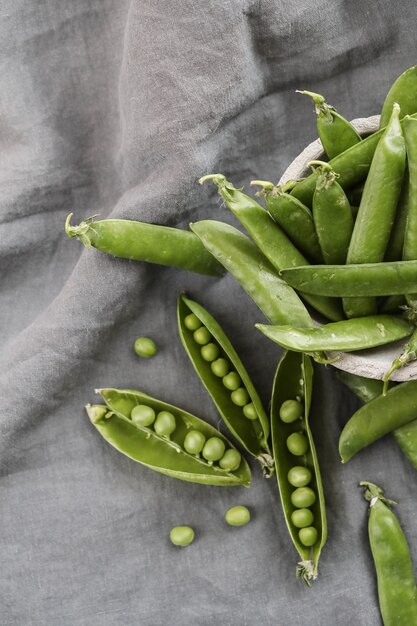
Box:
[1,2,417,624]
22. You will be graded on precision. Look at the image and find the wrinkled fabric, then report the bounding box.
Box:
[1,1,417,624]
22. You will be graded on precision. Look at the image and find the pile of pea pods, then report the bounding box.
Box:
[67,66,417,620]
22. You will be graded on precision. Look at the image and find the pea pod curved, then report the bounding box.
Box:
[178,295,273,475]
[65,214,224,277]
[380,65,417,127]
[87,389,251,487]
[271,351,327,584]
[361,481,417,626]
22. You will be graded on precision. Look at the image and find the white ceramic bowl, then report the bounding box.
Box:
[279,115,417,382]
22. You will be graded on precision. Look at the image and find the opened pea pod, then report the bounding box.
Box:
[178,295,273,476]
[87,389,251,487]
[271,351,327,584]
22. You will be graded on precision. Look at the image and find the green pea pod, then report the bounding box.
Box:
[65,214,224,277]
[360,481,417,626]
[336,371,417,471]
[290,112,417,209]
[281,259,417,298]
[257,315,413,354]
[339,379,417,463]
[297,90,361,159]
[88,390,251,487]
[252,180,324,264]
[384,172,409,262]
[344,104,406,318]
[200,175,342,322]
[310,161,354,264]
[402,117,417,315]
[271,351,327,584]
[190,220,312,327]
[380,65,417,128]
[178,295,274,476]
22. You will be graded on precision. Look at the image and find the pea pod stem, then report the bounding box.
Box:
[383,328,417,394]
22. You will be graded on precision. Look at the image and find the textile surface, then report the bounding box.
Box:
[1,1,417,624]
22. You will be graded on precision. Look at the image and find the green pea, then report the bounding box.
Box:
[225,505,251,527]
[279,399,304,423]
[287,466,312,488]
[222,371,241,391]
[184,313,202,331]
[201,342,220,362]
[219,449,242,471]
[154,411,176,437]
[299,526,318,547]
[193,327,212,345]
[291,508,314,529]
[211,358,230,377]
[291,487,316,508]
[286,432,309,456]
[184,430,206,455]
[243,403,257,420]
[169,526,195,547]
[133,337,157,358]
[202,437,226,462]
[231,387,250,407]
[131,404,156,427]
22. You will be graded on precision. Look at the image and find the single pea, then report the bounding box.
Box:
[211,358,230,377]
[131,404,156,427]
[291,508,314,529]
[184,430,206,455]
[219,449,242,471]
[225,505,251,527]
[201,342,220,362]
[169,526,195,547]
[222,371,241,391]
[291,487,316,508]
[231,387,250,407]
[279,399,304,423]
[299,526,318,547]
[243,402,257,420]
[184,313,201,331]
[202,437,226,462]
[133,336,157,358]
[193,327,212,345]
[287,466,312,488]
[286,432,309,456]
[154,411,176,437]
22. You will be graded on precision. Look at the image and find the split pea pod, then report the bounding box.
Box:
[251,180,324,264]
[310,161,354,264]
[87,389,251,487]
[256,315,413,355]
[380,65,417,127]
[339,379,417,463]
[271,351,326,584]
[190,220,312,327]
[65,214,224,277]
[337,371,417,471]
[178,295,274,476]
[297,90,361,159]
[344,104,406,318]
[360,481,417,626]
[200,174,342,322]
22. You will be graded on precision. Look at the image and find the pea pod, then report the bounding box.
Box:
[339,379,417,463]
[402,117,417,313]
[251,180,324,264]
[384,172,409,262]
[337,371,417,471]
[190,220,312,327]
[87,390,251,487]
[271,351,327,584]
[65,214,224,277]
[380,65,417,127]
[200,175,342,322]
[178,295,274,475]
[257,315,413,354]
[360,481,417,626]
[297,90,361,159]
[310,161,354,264]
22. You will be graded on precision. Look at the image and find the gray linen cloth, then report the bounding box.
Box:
[1,1,416,624]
